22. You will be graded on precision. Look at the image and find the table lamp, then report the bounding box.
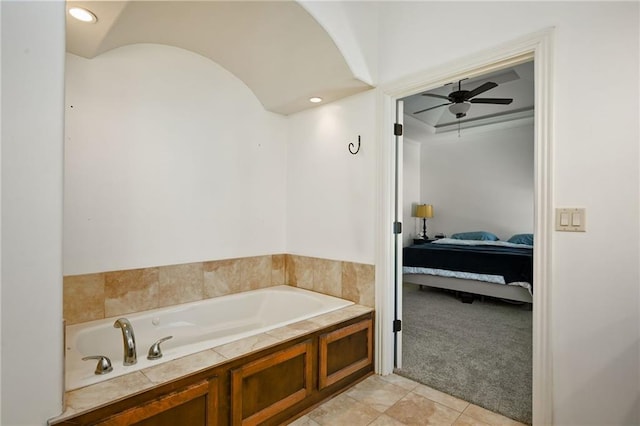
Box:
[415,204,434,239]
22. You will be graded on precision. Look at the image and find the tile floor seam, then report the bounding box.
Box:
[451,410,464,426]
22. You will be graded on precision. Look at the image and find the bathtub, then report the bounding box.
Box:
[65,285,353,391]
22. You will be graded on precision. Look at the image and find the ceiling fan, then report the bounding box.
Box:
[413,79,513,119]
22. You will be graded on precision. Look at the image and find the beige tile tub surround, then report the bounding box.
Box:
[64,254,374,325]
[158,262,204,307]
[240,255,273,290]
[285,254,314,289]
[63,273,105,324]
[311,258,343,298]
[202,258,243,298]
[342,260,375,307]
[203,254,276,297]
[104,267,160,318]
[272,253,286,285]
[286,254,375,307]
[65,255,285,325]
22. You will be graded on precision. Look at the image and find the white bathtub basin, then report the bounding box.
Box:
[65,285,353,391]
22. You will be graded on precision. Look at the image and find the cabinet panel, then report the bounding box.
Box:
[231,340,313,426]
[132,396,205,426]
[319,319,373,389]
[96,379,218,426]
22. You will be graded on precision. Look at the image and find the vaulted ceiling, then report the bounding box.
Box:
[403,62,534,133]
[66,1,372,115]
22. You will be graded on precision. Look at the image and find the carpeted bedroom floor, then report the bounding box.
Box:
[395,283,532,424]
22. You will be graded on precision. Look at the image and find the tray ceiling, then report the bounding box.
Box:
[403,62,535,133]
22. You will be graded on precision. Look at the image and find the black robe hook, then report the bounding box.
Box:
[349,135,361,155]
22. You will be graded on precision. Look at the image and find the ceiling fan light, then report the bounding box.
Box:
[448,102,471,116]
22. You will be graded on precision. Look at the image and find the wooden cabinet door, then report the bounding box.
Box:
[319,318,373,389]
[96,378,218,426]
[230,340,313,426]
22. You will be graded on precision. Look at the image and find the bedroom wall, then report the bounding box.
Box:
[402,138,422,246]
[418,122,534,241]
[375,2,640,424]
[64,44,288,275]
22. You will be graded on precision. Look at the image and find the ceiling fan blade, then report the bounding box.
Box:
[413,102,451,114]
[421,93,450,101]
[470,98,513,105]
[464,82,498,100]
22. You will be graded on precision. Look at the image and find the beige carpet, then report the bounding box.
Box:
[395,283,532,424]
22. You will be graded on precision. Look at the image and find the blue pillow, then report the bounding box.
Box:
[508,233,534,245]
[450,231,499,241]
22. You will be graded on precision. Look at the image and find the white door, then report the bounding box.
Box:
[393,99,404,368]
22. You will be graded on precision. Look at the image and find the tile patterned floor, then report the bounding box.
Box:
[288,374,526,426]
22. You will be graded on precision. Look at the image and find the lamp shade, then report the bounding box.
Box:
[415,204,433,218]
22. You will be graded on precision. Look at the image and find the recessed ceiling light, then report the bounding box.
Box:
[309,97,322,103]
[69,7,97,23]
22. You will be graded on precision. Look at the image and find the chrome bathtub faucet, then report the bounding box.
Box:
[82,355,113,375]
[113,318,137,366]
[147,336,173,360]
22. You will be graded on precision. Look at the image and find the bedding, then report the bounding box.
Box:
[403,239,533,286]
[450,231,499,241]
[432,238,532,249]
[402,266,506,284]
[508,233,534,245]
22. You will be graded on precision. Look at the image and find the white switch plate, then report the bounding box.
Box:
[556,208,586,232]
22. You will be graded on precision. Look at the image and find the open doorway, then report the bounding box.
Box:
[375,29,554,426]
[396,61,534,423]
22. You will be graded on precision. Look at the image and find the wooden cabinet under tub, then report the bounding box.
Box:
[319,318,373,390]
[53,376,220,426]
[96,379,219,426]
[230,341,313,425]
[51,312,374,426]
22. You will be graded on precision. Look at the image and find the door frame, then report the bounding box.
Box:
[374,28,554,425]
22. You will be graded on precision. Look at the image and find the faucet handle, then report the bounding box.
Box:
[82,355,113,375]
[147,336,173,360]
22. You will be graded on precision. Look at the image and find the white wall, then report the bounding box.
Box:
[402,139,421,245]
[0,2,3,420]
[64,44,287,275]
[286,90,376,264]
[1,1,65,424]
[419,123,534,240]
[373,2,639,424]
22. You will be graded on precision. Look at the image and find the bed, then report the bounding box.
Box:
[402,235,533,303]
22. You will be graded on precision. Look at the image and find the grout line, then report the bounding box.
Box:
[451,410,464,426]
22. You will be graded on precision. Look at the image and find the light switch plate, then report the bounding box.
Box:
[556,208,586,232]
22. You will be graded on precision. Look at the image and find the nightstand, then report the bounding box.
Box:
[413,238,435,245]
